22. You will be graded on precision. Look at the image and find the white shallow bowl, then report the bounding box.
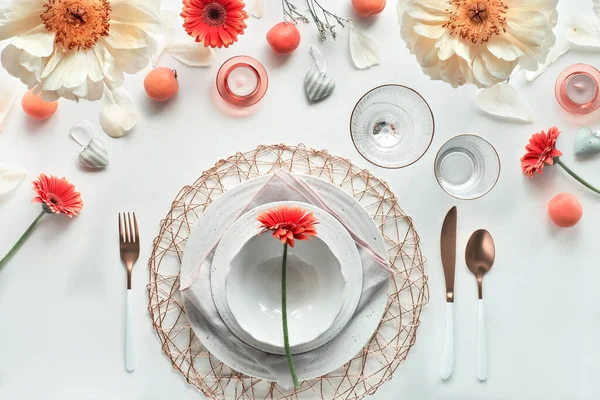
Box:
[226,232,345,351]
[212,200,363,355]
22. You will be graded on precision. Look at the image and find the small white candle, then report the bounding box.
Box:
[566,74,597,105]
[227,66,258,97]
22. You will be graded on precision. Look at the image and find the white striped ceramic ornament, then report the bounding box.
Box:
[70,120,109,169]
[305,46,335,102]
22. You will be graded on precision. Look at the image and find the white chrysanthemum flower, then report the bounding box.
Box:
[0,0,161,102]
[398,0,558,88]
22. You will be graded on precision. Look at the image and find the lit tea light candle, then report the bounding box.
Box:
[555,64,600,115]
[566,74,596,105]
[216,56,268,107]
[227,66,259,97]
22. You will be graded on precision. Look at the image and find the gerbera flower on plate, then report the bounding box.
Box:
[521,127,600,195]
[0,174,83,272]
[257,205,318,247]
[398,0,558,88]
[0,0,161,102]
[181,0,248,48]
[257,205,319,389]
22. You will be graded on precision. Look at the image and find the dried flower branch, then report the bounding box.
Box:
[281,0,351,41]
[282,0,309,23]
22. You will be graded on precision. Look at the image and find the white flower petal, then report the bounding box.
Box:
[594,0,600,19]
[42,51,89,91]
[110,2,161,34]
[104,22,151,50]
[0,0,45,41]
[11,25,55,58]
[100,88,137,138]
[0,164,27,195]
[1,45,39,88]
[349,25,381,70]
[105,44,151,74]
[152,10,178,66]
[250,0,265,18]
[566,14,600,48]
[165,32,215,67]
[70,79,104,102]
[18,49,43,79]
[476,83,535,123]
[0,69,19,132]
[526,37,570,81]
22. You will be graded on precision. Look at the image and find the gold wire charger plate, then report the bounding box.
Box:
[148,144,429,400]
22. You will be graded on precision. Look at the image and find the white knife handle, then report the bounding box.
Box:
[477,299,487,381]
[440,302,454,380]
[125,289,135,372]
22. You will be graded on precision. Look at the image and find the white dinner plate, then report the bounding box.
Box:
[212,201,363,355]
[180,174,389,382]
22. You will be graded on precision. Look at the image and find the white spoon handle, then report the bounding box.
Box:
[440,302,454,380]
[477,299,487,381]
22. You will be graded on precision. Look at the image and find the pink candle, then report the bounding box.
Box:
[227,66,259,97]
[566,74,596,105]
[555,64,600,115]
[216,56,268,107]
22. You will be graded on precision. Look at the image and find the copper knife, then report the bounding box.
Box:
[440,206,457,380]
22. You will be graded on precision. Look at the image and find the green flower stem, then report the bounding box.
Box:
[0,210,45,272]
[281,242,299,389]
[556,158,600,195]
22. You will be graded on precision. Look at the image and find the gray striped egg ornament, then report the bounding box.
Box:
[305,69,335,102]
[79,138,109,169]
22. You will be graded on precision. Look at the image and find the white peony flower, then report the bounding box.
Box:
[0,0,161,102]
[398,0,558,88]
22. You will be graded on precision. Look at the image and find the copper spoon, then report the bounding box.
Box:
[465,229,495,382]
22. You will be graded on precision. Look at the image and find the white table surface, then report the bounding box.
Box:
[1,1,599,399]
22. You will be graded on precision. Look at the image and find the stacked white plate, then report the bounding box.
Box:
[180,173,390,382]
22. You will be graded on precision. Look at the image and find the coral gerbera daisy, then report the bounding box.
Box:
[33,174,83,217]
[520,126,562,177]
[181,0,248,48]
[257,205,318,247]
[256,204,319,389]
[520,127,600,195]
[0,173,83,271]
[0,0,161,102]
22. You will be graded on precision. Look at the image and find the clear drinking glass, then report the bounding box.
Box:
[434,134,500,200]
[350,85,434,169]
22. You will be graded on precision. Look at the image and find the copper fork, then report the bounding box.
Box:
[119,212,139,372]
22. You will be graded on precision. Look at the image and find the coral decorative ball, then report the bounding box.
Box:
[266,22,301,54]
[22,90,58,120]
[351,0,386,17]
[548,193,583,228]
[144,68,179,101]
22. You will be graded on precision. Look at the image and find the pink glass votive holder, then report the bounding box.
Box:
[216,56,268,107]
[555,63,600,115]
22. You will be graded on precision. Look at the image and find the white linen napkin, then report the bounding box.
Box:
[180,170,391,387]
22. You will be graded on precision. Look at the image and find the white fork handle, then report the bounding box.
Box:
[440,302,454,380]
[477,299,487,381]
[125,289,135,372]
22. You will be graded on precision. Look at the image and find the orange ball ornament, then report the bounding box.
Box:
[22,90,58,120]
[266,22,301,54]
[352,0,386,17]
[144,68,179,102]
[548,193,583,228]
